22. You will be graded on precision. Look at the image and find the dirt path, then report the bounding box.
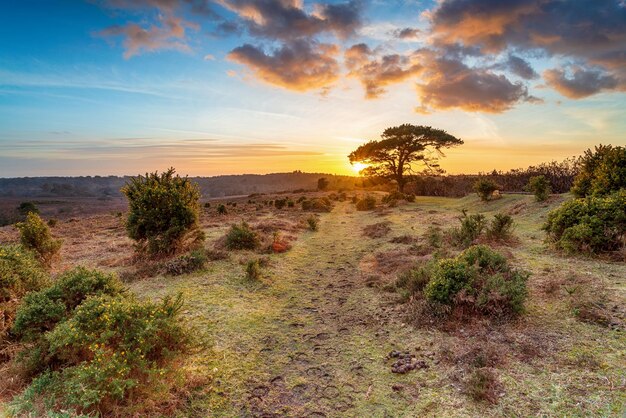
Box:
[236,202,416,417]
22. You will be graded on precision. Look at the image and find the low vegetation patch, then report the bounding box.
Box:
[398,245,529,320]
[473,179,501,201]
[7,267,189,416]
[525,175,551,202]
[163,249,208,276]
[306,215,319,231]
[302,197,332,212]
[356,195,377,211]
[450,211,516,247]
[363,221,391,238]
[225,221,259,250]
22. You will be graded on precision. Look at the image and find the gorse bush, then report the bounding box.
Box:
[424,225,443,249]
[274,198,287,209]
[451,211,486,247]
[525,175,551,202]
[12,267,123,342]
[486,213,515,241]
[356,195,377,211]
[15,212,62,267]
[122,168,201,255]
[0,245,49,339]
[543,190,625,255]
[8,268,188,415]
[225,222,259,250]
[423,245,529,317]
[571,144,626,198]
[245,259,262,281]
[217,203,227,215]
[473,179,500,201]
[18,202,39,216]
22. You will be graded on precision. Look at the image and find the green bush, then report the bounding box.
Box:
[12,267,123,342]
[571,144,626,198]
[1,245,49,338]
[424,225,443,249]
[163,249,208,275]
[15,212,62,267]
[302,197,332,212]
[543,190,625,255]
[422,245,529,317]
[451,211,486,247]
[525,175,551,202]
[204,202,211,208]
[122,168,201,255]
[225,222,259,250]
[306,216,319,231]
[486,213,515,241]
[473,179,500,201]
[18,202,39,216]
[9,292,188,415]
[217,204,227,215]
[356,195,377,211]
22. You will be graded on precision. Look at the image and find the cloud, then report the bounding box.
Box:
[504,55,538,80]
[345,43,422,98]
[415,51,541,113]
[392,27,421,40]
[544,66,618,99]
[100,15,195,58]
[204,54,215,60]
[227,40,340,91]
[218,0,363,40]
[429,0,626,97]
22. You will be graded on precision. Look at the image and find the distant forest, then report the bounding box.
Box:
[0,157,579,199]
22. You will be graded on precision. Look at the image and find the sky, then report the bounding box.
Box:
[1,0,625,177]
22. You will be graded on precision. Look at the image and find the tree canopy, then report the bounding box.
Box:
[348,124,463,192]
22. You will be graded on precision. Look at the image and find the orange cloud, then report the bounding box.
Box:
[227,40,340,91]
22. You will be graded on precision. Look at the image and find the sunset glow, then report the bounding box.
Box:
[1,1,625,177]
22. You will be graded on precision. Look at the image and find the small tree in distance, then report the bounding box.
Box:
[348,124,463,192]
[122,168,202,255]
[526,175,551,201]
[474,178,500,201]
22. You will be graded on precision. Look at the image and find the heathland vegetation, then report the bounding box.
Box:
[0,135,624,416]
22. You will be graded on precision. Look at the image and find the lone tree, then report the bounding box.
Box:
[348,124,463,192]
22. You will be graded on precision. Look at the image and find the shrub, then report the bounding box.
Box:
[473,179,500,201]
[0,245,49,339]
[47,218,58,227]
[424,226,443,249]
[225,222,259,250]
[245,259,262,281]
[543,190,625,255]
[302,197,332,212]
[306,216,319,231]
[217,204,227,215]
[356,195,377,211]
[351,196,358,204]
[204,202,211,208]
[297,196,307,203]
[274,198,287,209]
[525,175,551,202]
[422,245,529,317]
[450,211,486,248]
[12,267,124,342]
[122,168,201,255]
[9,292,188,415]
[287,200,295,208]
[317,177,330,191]
[382,191,406,204]
[163,249,208,275]
[15,212,62,266]
[405,193,416,202]
[571,144,626,198]
[486,213,515,241]
[18,202,39,216]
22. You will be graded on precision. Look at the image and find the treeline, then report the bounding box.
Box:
[406,158,578,197]
[0,172,359,198]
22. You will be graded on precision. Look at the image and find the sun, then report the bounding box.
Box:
[351,162,368,173]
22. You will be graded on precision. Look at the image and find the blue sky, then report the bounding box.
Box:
[1,0,625,177]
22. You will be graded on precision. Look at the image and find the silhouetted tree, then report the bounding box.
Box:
[348,124,463,192]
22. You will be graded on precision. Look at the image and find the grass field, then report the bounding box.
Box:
[1,193,624,417]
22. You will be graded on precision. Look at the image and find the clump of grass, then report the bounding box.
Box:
[245,259,262,281]
[464,367,500,404]
[226,222,259,250]
[163,249,208,275]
